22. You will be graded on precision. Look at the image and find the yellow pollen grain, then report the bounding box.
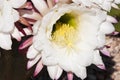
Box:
[52,22,77,47]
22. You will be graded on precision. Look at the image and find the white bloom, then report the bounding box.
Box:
[72,0,120,11]
[31,0,55,16]
[27,4,114,79]
[0,0,26,50]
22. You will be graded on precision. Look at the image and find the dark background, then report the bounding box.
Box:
[0,39,115,80]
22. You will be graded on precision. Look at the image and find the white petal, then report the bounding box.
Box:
[0,0,4,8]
[11,27,21,41]
[80,0,93,6]
[77,50,94,66]
[90,0,103,4]
[72,0,82,4]
[1,1,14,32]
[114,0,120,4]
[100,22,115,34]
[47,65,63,79]
[0,17,4,31]
[20,28,32,37]
[72,65,87,80]
[97,32,106,48]
[32,20,41,35]
[27,54,41,69]
[42,53,58,65]
[33,28,46,51]
[27,45,39,59]
[100,1,112,11]
[12,9,20,22]
[111,3,120,9]
[10,0,27,8]
[0,33,12,50]
[106,15,118,23]
[23,28,32,35]
[93,50,104,66]
[31,0,49,15]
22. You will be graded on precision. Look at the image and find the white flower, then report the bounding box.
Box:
[72,0,120,11]
[0,0,26,50]
[27,4,115,79]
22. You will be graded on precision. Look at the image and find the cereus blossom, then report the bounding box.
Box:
[72,0,120,11]
[0,0,26,50]
[27,3,115,80]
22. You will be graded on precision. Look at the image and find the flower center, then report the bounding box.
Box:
[52,13,78,48]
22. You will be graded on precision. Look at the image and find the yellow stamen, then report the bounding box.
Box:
[52,22,77,48]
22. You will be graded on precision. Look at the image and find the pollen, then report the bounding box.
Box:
[52,22,77,47]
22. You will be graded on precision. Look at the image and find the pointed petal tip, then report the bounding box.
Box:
[16,37,21,41]
[33,60,43,77]
[26,45,39,59]
[112,31,119,35]
[19,37,33,50]
[33,71,38,77]
[107,15,118,23]
[27,61,32,70]
[112,3,120,10]
[67,72,73,80]
[100,48,111,57]
[97,64,106,70]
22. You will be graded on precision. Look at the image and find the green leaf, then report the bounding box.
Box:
[114,21,120,32]
[108,7,120,17]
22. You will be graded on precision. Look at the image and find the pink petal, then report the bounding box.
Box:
[19,37,33,49]
[67,72,73,80]
[34,60,43,76]
[97,64,106,70]
[24,2,33,9]
[47,0,55,8]
[100,47,111,57]
[54,0,58,3]
[19,17,31,27]
[111,31,119,35]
